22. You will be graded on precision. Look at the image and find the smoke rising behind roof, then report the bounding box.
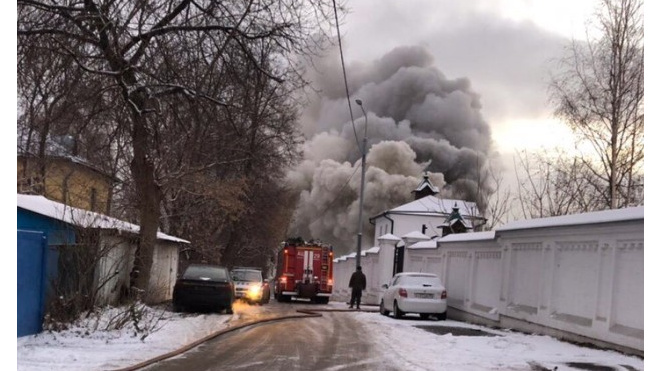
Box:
[287,45,494,254]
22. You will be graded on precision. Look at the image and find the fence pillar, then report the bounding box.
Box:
[376,234,400,298]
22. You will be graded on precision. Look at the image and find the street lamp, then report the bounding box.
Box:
[355,99,368,270]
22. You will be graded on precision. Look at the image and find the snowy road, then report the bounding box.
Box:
[16,300,644,371]
[145,308,394,371]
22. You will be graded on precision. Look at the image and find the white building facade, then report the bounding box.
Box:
[370,195,485,242]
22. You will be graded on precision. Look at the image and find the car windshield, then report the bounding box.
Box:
[182,265,228,281]
[232,270,262,282]
[399,275,441,286]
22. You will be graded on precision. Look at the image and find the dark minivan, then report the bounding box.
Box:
[172,264,234,314]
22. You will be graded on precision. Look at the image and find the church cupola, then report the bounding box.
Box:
[439,203,471,236]
[412,172,439,200]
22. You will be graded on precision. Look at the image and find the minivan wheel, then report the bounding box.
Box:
[393,301,404,319]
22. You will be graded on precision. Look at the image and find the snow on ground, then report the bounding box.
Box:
[17,304,234,371]
[16,301,644,371]
[356,310,644,371]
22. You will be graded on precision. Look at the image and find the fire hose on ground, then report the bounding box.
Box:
[112,307,378,371]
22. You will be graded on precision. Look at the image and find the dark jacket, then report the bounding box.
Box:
[349,270,367,291]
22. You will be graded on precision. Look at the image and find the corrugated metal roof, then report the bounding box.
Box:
[17,194,189,244]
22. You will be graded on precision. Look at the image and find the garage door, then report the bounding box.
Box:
[17,230,47,337]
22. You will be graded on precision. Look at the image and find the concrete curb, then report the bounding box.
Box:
[112,307,378,371]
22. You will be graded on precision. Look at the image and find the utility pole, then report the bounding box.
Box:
[355,99,368,269]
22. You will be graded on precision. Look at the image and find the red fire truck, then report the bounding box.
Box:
[274,239,334,304]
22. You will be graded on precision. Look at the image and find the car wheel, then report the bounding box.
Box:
[420,313,430,320]
[172,301,183,313]
[379,300,390,316]
[436,311,447,321]
[393,301,404,319]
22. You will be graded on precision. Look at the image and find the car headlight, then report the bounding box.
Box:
[247,284,262,299]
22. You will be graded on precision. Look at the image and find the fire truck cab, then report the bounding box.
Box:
[274,240,333,304]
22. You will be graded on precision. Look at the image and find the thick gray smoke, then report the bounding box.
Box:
[287,46,494,255]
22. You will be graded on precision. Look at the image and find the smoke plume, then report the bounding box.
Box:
[287,46,494,255]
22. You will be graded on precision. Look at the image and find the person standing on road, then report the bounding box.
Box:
[348,266,367,309]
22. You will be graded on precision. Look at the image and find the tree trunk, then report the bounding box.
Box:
[129,121,162,302]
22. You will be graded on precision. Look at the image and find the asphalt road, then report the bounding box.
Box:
[143,301,397,371]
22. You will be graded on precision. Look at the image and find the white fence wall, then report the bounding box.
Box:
[332,256,351,303]
[332,235,401,306]
[498,221,644,354]
[332,210,644,355]
[440,235,501,322]
[331,251,383,305]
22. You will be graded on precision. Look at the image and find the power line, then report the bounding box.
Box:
[332,0,366,269]
[332,0,360,151]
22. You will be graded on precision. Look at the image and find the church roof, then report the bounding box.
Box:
[413,174,439,193]
[388,195,481,217]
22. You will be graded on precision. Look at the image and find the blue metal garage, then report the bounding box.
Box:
[17,205,75,337]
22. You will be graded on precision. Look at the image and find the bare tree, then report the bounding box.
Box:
[172,88,301,268]
[480,160,512,230]
[18,0,337,299]
[549,0,644,209]
[513,148,605,219]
